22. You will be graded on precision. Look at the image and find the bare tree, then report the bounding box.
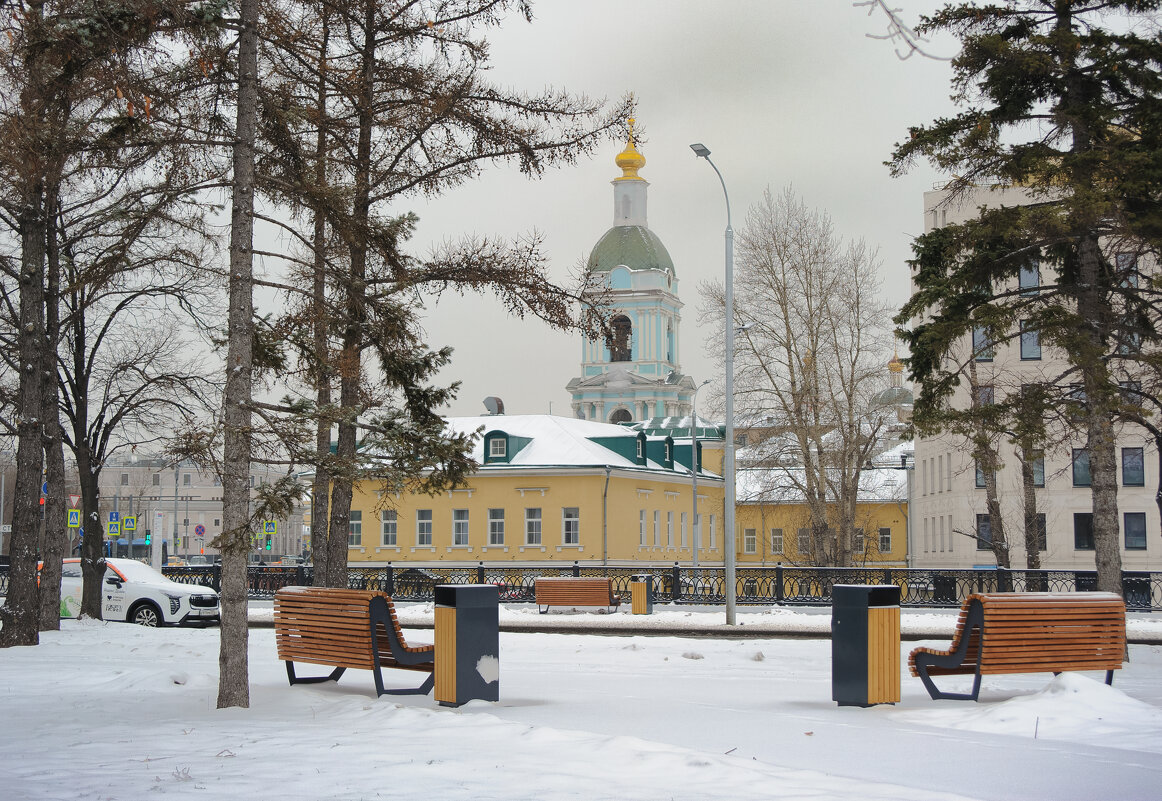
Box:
[702,188,894,567]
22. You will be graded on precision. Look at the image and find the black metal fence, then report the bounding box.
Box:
[3,562,1160,611]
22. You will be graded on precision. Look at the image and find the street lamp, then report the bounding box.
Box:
[690,142,737,625]
[690,378,710,569]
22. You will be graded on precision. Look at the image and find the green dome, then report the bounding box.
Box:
[586,225,675,276]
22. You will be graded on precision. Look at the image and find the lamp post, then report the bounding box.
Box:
[690,142,737,625]
[690,378,710,569]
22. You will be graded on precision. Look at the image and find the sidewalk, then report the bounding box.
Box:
[248,600,1162,643]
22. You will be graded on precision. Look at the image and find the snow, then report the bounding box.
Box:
[2,606,1161,801]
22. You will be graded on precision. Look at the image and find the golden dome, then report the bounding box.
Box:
[888,350,904,373]
[615,117,645,180]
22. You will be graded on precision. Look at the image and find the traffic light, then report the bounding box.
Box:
[144,530,152,546]
[265,533,273,551]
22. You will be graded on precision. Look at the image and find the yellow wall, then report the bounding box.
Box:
[347,468,728,565]
[733,501,908,566]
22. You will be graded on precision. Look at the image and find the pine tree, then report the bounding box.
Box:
[892,1,1162,593]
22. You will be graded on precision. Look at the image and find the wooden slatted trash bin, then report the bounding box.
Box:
[630,574,653,614]
[434,584,500,707]
[831,584,901,707]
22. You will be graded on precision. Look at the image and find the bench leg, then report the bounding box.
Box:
[285,661,346,687]
[1105,670,1115,686]
[372,667,434,697]
[913,600,984,701]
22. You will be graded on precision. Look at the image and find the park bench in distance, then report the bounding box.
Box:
[274,586,434,697]
[534,577,621,614]
[909,592,1126,701]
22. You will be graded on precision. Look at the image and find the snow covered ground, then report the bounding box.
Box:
[2,607,1161,801]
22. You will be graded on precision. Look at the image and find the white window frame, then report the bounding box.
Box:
[416,509,433,546]
[488,508,504,546]
[743,528,757,554]
[562,507,580,545]
[666,511,674,547]
[771,528,783,554]
[381,509,397,546]
[878,527,891,554]
[348,510,362,547]
[452,509,469,546]
[489,438,506,459]
[525,508,542,546]
[653,510,661,547]
[680,512,688,548]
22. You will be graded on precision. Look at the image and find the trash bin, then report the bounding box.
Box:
[630,574,653,614]
[831,584,901,707]
[434,584,500,707]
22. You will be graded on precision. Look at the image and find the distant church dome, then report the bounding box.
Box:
[586,226,676,275]
[585,118,676,277]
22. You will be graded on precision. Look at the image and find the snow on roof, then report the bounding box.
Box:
[736,465,907,504]
[443,414,719,476]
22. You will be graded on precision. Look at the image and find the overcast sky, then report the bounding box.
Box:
[398,1,959,418]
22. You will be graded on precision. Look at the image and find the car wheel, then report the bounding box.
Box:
[130,602,161,627]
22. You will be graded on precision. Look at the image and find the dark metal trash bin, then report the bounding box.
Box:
[630,574,653,614]
[832,584,901,707]
[434,584,499,707]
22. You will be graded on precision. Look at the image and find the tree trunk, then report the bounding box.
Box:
[310,18,333,587]
[216,0,261,709]
[76,445,107,618]
[39,194,65,631]
[0,194,47,648]
[1019,448,1043,572]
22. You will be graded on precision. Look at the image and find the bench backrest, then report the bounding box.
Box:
[275,587,390,670]
[973,592,1126,674]
[534,577,615,602]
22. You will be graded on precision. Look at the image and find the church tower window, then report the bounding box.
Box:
[608,315,633,362]
[610,408,632,424]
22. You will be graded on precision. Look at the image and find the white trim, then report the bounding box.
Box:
[516,487,549,497]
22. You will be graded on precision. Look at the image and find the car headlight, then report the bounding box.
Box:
[165,593,182,614]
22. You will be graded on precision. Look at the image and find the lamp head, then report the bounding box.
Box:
[689,143,711,158]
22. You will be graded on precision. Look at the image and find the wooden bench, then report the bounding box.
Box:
[274,586,434,697]
[535,577,620,614]
[909,592,1126,701]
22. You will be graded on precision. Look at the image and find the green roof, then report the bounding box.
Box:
[586,225,675,276]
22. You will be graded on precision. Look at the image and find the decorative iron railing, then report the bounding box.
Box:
[2,562,1159,611]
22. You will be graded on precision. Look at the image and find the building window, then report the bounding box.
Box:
[1034,513,1047,551]
[743,528,757,554]
[878,527,891,553]
[972,326,994,361]
[975,385,994,406]
[1120,380,1142,405]
[653,511,660,547]
[797,528,810,555]
[1019,321,1041,360]
[708,514,716,549]
[152,473,160,486]
[416,509,432,546]
[1031,454,1045,487]
[1123,447,1145,487]
[453,509,469,546]
[562,507,580,545]
[489,438,506,459]
[381,510,397,546]
[853,528,865,554]
[1072,449,1091,487]
[639,510,646,547]
[120,473,129,486]
[183,473,192,486]
[666,511,674,547]
[488,509,504,546]
[975,461,988,488]
[681,512,688,548]
[975,514,991,551]
[1125,512,1147,550]
[772,528,784,554]
[608,314,632,362]
[348,510,362,547]
[1019,261,1040,295]
[525,508,542,545]
[636,438,643,459]
[1074,513,1094,550]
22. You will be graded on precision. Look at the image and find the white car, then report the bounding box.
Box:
[59,558,220,627]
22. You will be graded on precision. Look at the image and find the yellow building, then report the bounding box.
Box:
[347,415,726,567]
[734,466,909,567]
